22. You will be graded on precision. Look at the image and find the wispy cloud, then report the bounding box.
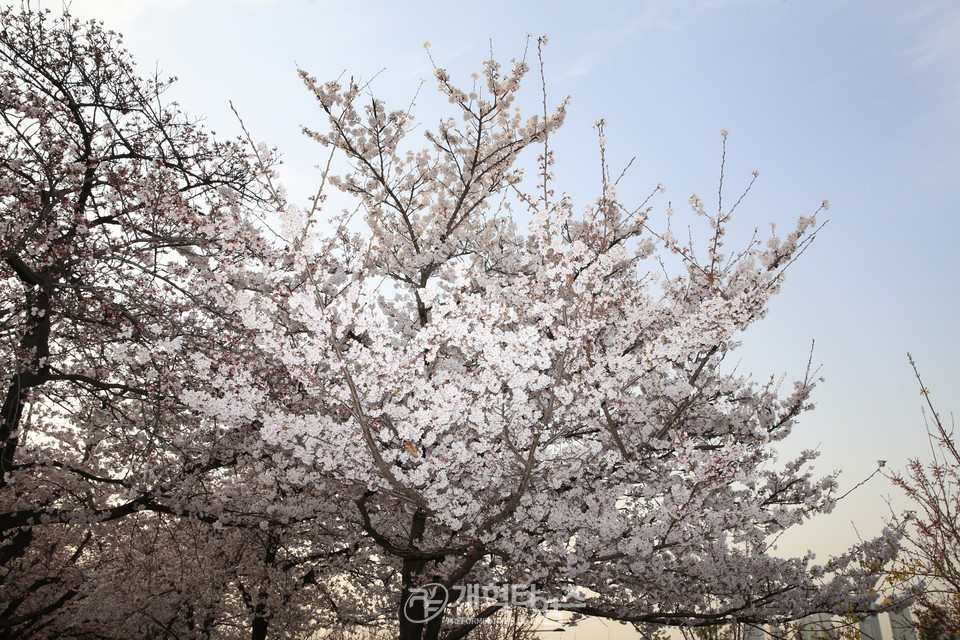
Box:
[555,0,771,83]
[898,0,960,79]
[893,0,960,156]
[556,1,682,81]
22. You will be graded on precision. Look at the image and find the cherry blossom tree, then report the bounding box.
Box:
[887,357,960,639]
[1,5,904,639]
[0,7,398,638]
[0,7,323,637]
[194,38,903,640]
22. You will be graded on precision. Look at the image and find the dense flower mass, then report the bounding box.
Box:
[0,8,901,640]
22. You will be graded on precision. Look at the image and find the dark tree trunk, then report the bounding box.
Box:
[0,262,52,486]
[250,615,270,640]
[398,508,431,640]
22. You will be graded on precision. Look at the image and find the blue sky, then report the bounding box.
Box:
[39,0,960,593]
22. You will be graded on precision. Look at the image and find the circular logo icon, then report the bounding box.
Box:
[403,583,449,624]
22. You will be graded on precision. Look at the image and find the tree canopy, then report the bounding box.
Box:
[0,7,902,640]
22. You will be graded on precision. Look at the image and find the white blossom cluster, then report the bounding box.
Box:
[197,47,899,631]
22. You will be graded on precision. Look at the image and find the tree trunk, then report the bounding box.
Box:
[398,508,431,640]
[250,615,270,640]
[0,264,52,486]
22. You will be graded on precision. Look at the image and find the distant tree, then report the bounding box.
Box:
[680,623,740,640]
[888,357,960,640]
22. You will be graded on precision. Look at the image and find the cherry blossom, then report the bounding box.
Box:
[0,7,904,640]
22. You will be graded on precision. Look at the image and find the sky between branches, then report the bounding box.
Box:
[30,0,960,567]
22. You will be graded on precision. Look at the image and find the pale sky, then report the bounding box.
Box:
[23,0,960,633]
